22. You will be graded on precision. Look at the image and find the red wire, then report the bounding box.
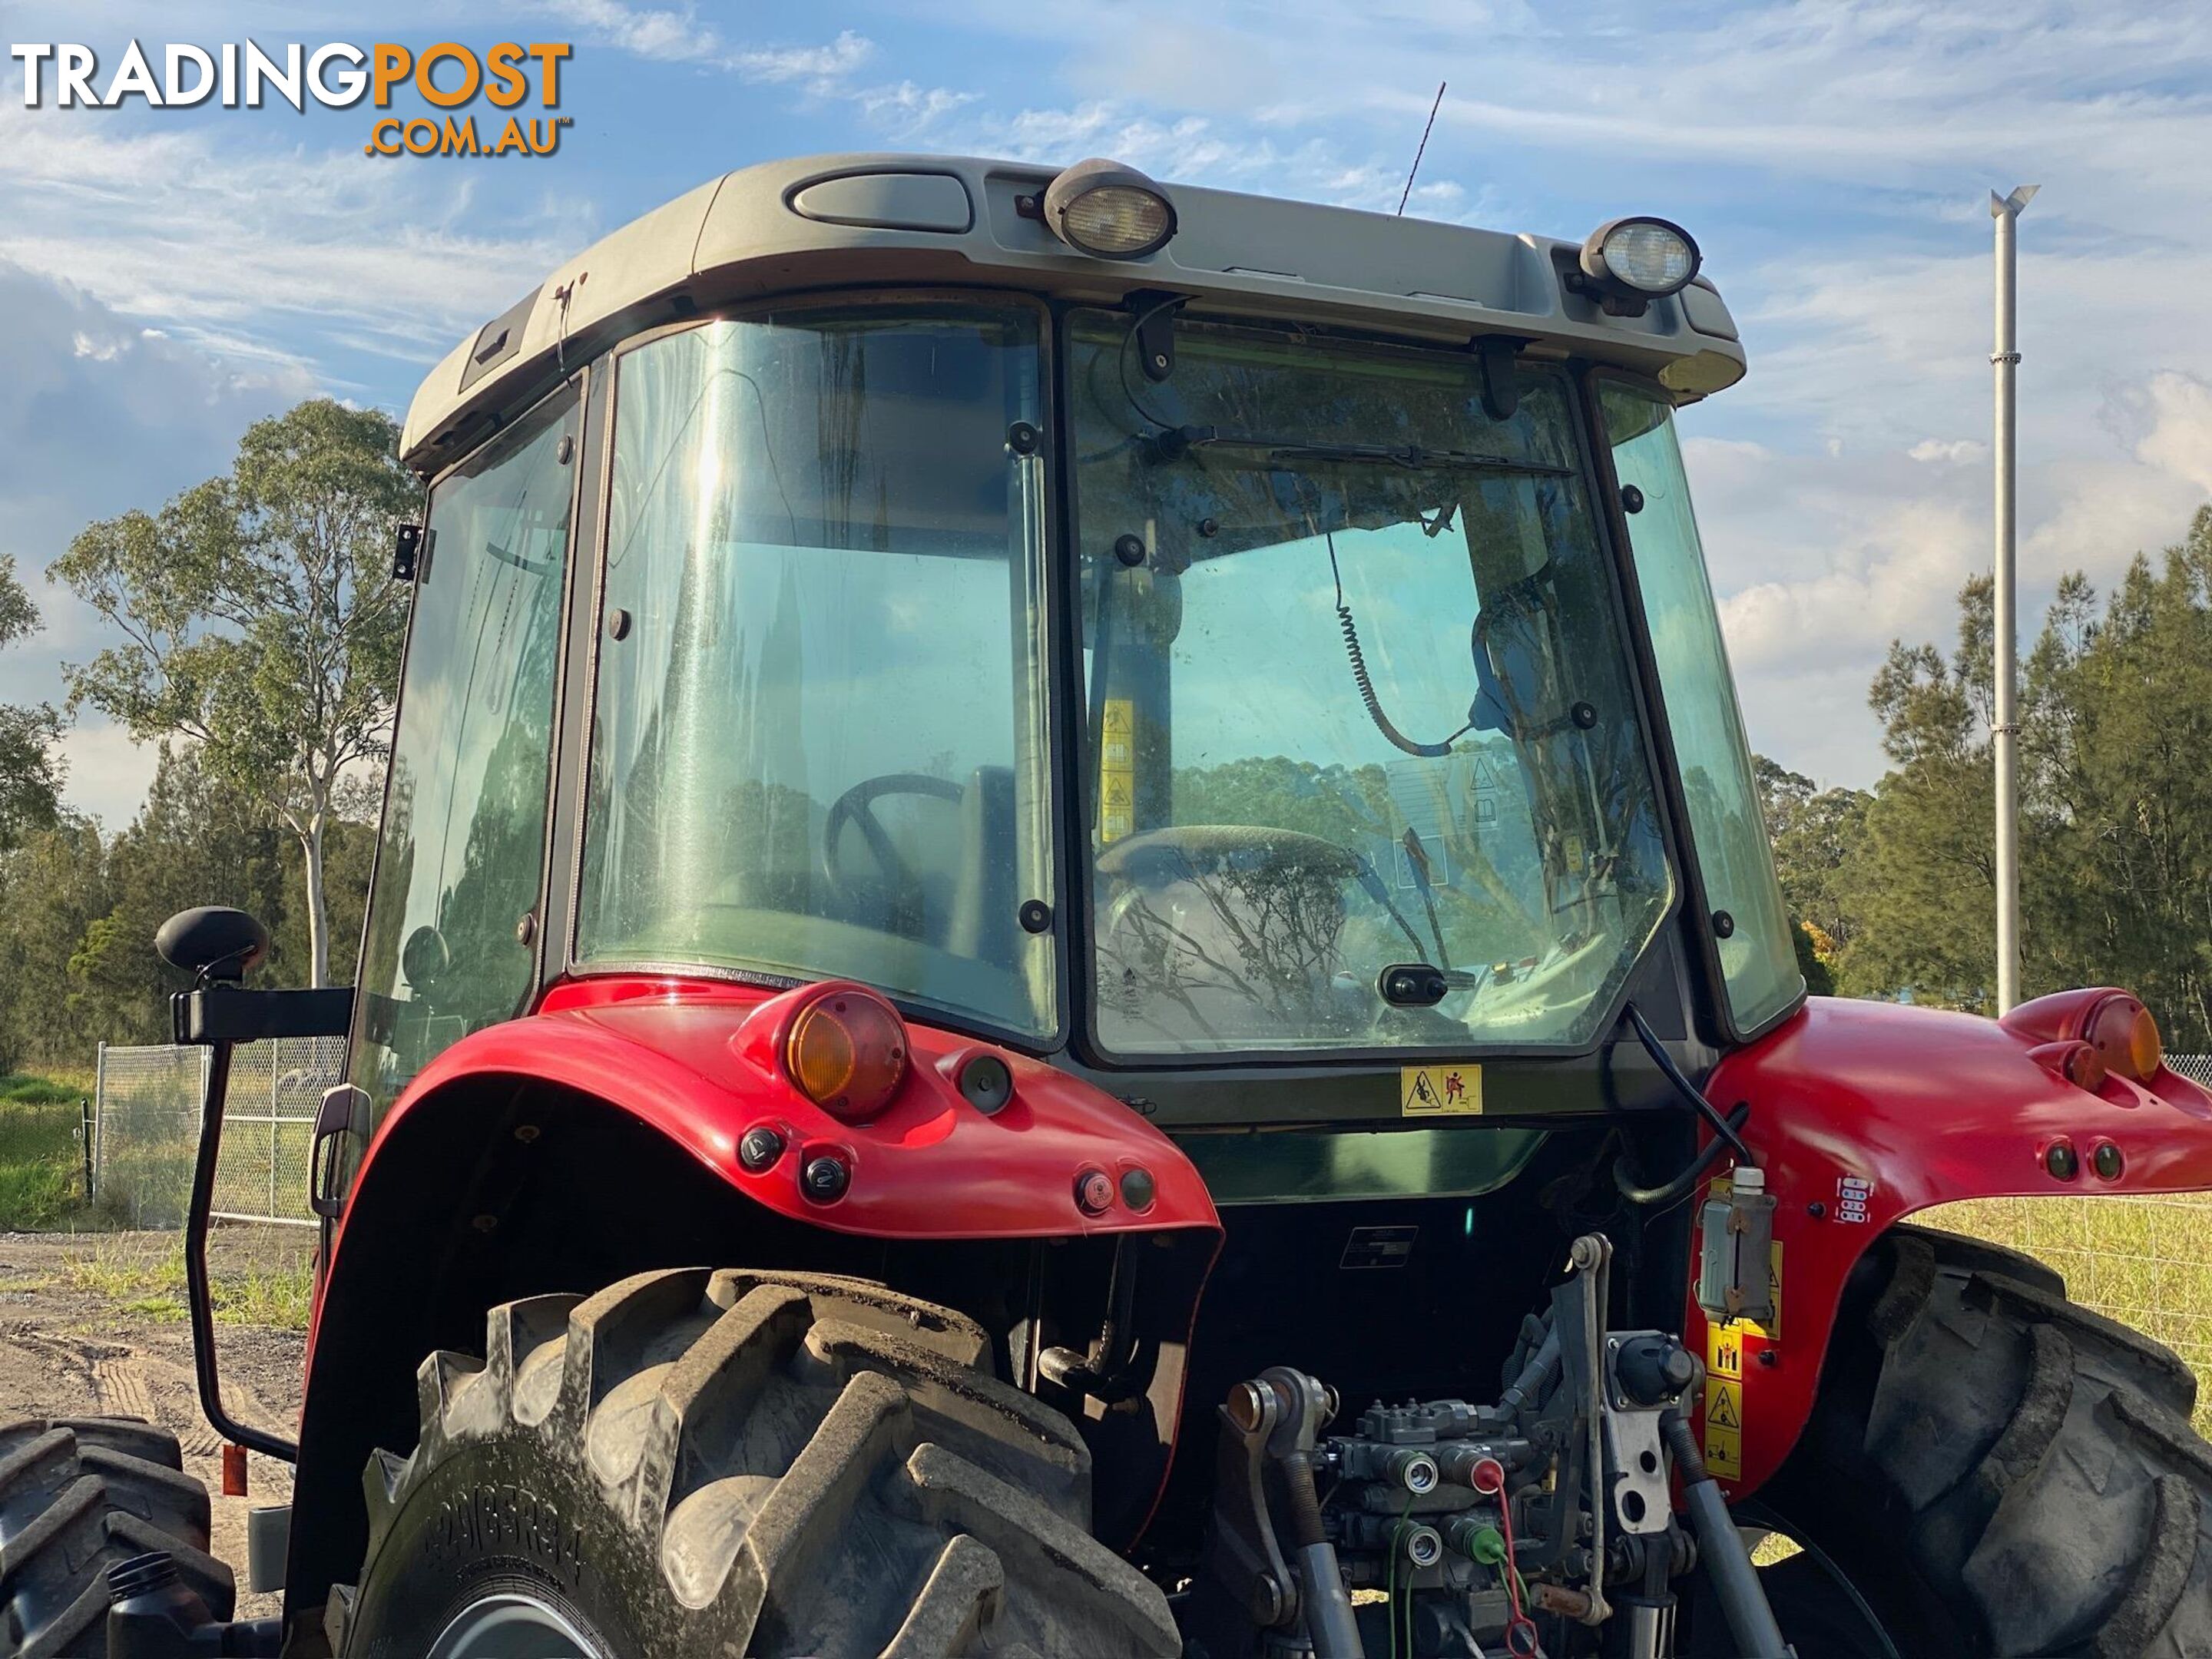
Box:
[1474,1460,1543,1656]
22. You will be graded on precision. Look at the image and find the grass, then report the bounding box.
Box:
[0,1074,94,1230]
[60,1232,315,1332]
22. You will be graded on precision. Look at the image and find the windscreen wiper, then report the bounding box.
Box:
[1144,423,1575,476]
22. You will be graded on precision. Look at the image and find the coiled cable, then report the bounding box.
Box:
[1329,531,1472,758]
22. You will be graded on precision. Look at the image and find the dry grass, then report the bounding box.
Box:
[59,1230,315,1331]
[1922,1194,2212,1433]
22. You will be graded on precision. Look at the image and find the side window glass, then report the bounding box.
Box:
[1601,383,1801,1030]
[349,386,579,1117]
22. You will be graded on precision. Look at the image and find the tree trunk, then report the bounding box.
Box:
[300,810,331,989]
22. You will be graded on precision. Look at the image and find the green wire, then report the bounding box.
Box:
[1389,1488,1416,1659]
[1386,1515,1399,1659]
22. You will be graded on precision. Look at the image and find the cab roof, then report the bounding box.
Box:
[401,151,1746,475]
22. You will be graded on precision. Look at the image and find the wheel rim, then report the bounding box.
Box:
[427,1591,600,1659]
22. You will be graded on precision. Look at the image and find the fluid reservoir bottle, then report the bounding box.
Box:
[104,1551,222,1657]
[1696,1165,1777,1326]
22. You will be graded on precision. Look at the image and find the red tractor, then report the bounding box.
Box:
[14,154,2212,1658]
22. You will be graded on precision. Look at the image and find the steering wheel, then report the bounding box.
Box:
[820,773,966,932]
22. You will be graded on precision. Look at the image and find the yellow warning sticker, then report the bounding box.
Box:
[1704,1322,1744,1479]
[1707,1321,1743,1381]
[1401,1065,1482,1117]
[1100,699,1135,843]
[1742,1240,1783,1341]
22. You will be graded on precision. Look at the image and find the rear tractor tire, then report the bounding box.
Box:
[1757,1224,2212,1657]
[0,1417,232,1657]
[329,1268,1181,1659]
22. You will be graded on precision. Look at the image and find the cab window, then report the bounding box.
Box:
[349,386,578,1114]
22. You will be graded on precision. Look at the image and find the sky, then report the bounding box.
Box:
[3,0,2211,826]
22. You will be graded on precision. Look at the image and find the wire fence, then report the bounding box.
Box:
[93,1038,345,1229]
[1916,1050,2212,1429]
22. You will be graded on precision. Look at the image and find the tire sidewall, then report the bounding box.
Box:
[343,1430,652,1659]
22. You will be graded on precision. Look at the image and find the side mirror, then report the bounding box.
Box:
[156,906,270,984]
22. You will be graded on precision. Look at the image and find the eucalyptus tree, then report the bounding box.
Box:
[51,399,413,986]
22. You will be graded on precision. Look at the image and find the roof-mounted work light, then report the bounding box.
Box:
[1038,158,1178,260]
[1568,217,1700,316]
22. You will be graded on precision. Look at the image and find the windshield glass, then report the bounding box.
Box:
[1071,313,1672,1055]
[577,303,1055,1037]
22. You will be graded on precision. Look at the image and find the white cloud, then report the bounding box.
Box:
[2125,370,2212,496]
[1909,439,1986,465]
[0,263,305,821]
[535,0,724,62]
[531,4,875,91]
[0,99,583,379]
[51,719,157,830]
[727,31,873,84]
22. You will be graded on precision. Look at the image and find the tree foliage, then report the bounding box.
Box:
[0,746,373,1071]
[50,399,412,986]
[1763,505,2212,1049]
[0,555,64,850]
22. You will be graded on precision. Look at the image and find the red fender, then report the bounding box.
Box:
[1688,993,2212,1495]
[336,974,1220,1251]
[290,977,1222,1599]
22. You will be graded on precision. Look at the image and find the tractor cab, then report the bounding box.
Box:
[86,155,2212,1659]
[349,157,1795,1143]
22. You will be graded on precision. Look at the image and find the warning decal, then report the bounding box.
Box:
[1704,1322,1744,1480]
[1741,1240,1784,1341]
[1401,1065,1482,1117]
[1100,700,1134,843]
[1706,1379,1742,1430]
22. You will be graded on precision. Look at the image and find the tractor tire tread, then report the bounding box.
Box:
[342,1268,1178,1659]
[0,1418,230,1659]
[1851,1227,2212,1656]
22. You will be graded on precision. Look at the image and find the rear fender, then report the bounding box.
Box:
[1689,994,2212,1495]
[284,975,1220,1640]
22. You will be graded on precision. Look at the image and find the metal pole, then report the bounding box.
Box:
[1991,184,2037,1014]
[92,1041,106,1199]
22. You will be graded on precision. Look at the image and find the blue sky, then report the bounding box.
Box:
[5,0,2211,823]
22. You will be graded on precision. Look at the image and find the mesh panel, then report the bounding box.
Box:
[94,1038,346,1228]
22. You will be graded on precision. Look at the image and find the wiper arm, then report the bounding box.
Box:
[1145,423,1574,477]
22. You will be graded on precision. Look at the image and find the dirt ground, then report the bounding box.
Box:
[0,1230,310,1622]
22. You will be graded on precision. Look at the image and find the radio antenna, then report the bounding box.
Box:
[1396,81,1447,216]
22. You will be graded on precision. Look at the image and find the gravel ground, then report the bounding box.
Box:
[0,1230,310,1623]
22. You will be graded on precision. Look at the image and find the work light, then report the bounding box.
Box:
[1043,158,1178,260]
[1579,217,1700,297]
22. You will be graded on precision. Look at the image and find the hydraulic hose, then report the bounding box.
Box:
[1614,1102,1752,1208]
[1662,1411,1791,1657]
[1498,1327,1561,1416]
[1282,1451,1365,1659]
[1624,1002,1755,1167]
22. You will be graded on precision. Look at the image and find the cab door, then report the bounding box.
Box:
[345,382,584,1133]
